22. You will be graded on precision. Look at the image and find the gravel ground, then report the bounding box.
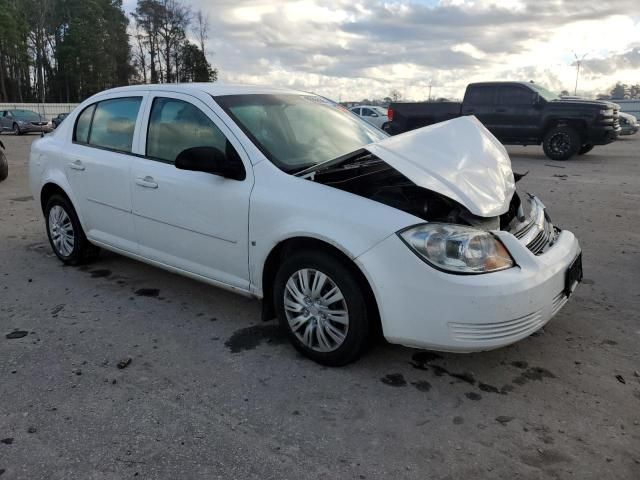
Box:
[1,132,639,479]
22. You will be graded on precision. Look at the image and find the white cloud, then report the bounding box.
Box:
[133,0,640,100]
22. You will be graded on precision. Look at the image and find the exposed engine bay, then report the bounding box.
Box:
[305,151,557,255]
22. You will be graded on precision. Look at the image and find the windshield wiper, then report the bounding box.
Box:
[293,148,368,177]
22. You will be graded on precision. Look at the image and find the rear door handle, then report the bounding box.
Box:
[68,160,85,171]
[135,176,158,189]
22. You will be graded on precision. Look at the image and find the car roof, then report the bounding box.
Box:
[97,83,309,98]
[467,81,534,88]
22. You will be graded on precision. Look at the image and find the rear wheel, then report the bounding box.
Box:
[542,126,581,160]
[578,144,594,155]
[44,194,100,265]
[273,250,371,366]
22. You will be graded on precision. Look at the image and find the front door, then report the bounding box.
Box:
[131,93,253,289]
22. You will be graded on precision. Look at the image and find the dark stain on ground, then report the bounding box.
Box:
[453,416,464,425]
[225,325,287,353]
[411,353,475,385]
[513,367,556,385]
[135,288,160,297]
[381,373,407,387]
[479,383,503,394]
[90,269,111,278]
[5,331,28,339]
[511,360,529,369]
[411,380,431,392]
[0,438,13,444]
[10,196,33,202]
[465,392,481,401]
[51,304,65,315]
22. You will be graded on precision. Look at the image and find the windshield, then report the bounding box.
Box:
[13,110,41,121]
[528,84,559,101]
[215,94,387,172]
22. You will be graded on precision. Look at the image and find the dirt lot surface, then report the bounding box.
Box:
[1,132,639,479]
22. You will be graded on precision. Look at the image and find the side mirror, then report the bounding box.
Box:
[370,112,379,117]
[175,145,246,181]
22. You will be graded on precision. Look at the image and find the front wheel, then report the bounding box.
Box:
[273,250,371,366]
[542,126,581,161]
[44,194,100,265]
[578,144,594,155]
[13,123,21,136]
[0,148,7,182]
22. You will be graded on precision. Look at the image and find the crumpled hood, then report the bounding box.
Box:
[364,116,515,217]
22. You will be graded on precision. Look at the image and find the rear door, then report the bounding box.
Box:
[65,95,145,253]
[130,92,253,289]
[493,85,541,142]
[462,85,499,134]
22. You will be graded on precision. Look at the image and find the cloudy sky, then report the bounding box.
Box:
[123,0,640,101]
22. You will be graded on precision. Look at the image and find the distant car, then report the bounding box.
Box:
[0,109,52,135]
[349,105,389,130]
[52,113,69,129]
[618,111,638,136]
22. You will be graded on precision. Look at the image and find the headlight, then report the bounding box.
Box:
[599,108,613,116]
[398,223,514,274]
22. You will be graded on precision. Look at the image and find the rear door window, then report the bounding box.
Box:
[88,98,142,153]
[497,86,535,105]
[465,86,496,105]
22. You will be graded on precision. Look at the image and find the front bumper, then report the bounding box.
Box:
[355,227,581,352]
[588,125,619,144]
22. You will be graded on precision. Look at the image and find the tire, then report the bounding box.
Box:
[273,250,371,366]
[542,126,581,161]
[44,194,100,265]
[13,123,21,136]
[578,144,594,155]
[381,122,390,132]
[0,149,7,182]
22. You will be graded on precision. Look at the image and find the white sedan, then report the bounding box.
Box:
[349,105,389,130]
[29,84,582,366]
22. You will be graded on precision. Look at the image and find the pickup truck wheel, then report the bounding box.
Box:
[0,148,8,182]
[542,126,581,161]
[578,144,594,155]
[273,250,370,366]
[44,194,100,265]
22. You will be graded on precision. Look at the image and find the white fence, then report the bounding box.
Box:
[0,103,79,119]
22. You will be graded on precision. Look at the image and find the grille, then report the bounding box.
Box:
[449,310,545,342]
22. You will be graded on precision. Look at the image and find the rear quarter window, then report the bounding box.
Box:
[464,86,496,105]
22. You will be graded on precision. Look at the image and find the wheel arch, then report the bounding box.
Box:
[542,117,588,140]
[260,236,382,336]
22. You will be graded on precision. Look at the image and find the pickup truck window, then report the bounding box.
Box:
[464,86,496,105]
[497,86,535,105]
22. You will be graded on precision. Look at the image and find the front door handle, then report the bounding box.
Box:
[68,160,85,171]
[135,176,158,189]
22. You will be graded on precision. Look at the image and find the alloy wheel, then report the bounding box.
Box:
[283,268,349,352]
[48,205,75,257]
[549,132,571,156]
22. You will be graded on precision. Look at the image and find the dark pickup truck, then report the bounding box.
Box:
[385,82,621,160]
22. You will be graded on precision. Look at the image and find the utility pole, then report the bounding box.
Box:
[573,52,588,96]
[428,81,432,101]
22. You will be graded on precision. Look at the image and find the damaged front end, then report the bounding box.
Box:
[299,116,558,257]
